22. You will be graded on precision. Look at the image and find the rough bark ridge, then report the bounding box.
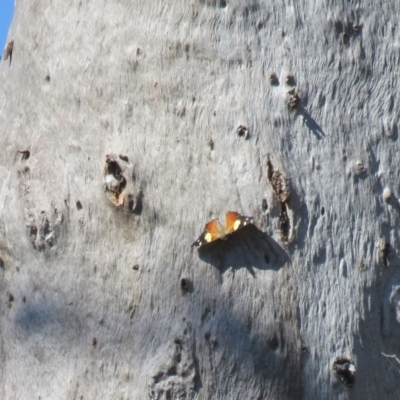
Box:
[1,1,399,399]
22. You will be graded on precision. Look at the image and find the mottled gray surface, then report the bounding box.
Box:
[1,1,400,399]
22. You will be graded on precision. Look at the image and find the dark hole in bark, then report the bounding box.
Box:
[180,278,193,294]
[262,199,268,211]
[333,357,355,387]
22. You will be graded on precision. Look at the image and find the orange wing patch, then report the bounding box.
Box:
[203,219,221,242]
[192,212,254,248]
[191,219,221,247]
[225,211,241,234]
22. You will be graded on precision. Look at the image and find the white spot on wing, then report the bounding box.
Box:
[233,220,241,231]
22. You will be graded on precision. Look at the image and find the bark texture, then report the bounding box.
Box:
[1,1,400,399]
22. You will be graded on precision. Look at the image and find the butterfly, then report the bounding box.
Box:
[192,211,254,248]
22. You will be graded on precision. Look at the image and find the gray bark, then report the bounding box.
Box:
[1,1,399,399]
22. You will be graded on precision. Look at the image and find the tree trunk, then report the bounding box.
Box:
[1,1,399,399]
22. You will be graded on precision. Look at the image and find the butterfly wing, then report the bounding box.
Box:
[225,211,254,234]
[191,219,221,247]
[225,211,241,234]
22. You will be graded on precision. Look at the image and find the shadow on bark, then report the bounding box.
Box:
[10,227,299,399]
[299,107,325,139]
[196,224,289,276]
[10,263,302,400]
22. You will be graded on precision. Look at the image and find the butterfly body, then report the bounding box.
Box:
[192,211,254,248]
